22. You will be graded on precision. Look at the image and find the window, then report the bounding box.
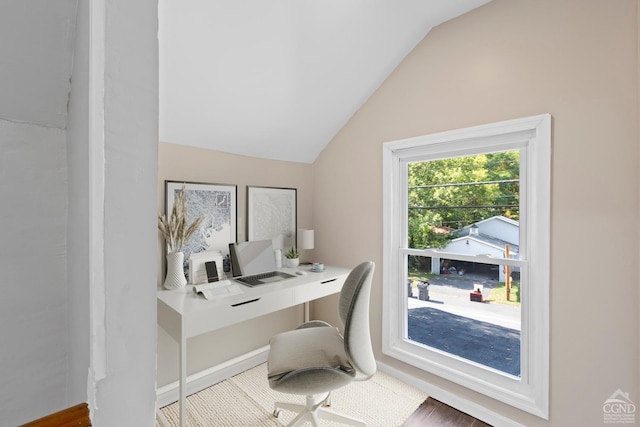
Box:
[382,115,550,418]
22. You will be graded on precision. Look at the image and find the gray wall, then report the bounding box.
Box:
[0,120,69,426]
[0,1,76,423]
[0,0,159,425]
[90,0,159,425]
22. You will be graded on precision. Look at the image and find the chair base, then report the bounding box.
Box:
[273,393,366,427]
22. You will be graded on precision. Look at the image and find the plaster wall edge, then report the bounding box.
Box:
[87,0,106,416]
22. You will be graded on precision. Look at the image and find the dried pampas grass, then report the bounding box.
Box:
[158,185,204,253]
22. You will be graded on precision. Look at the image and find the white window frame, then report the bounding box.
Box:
[382,114,550,419]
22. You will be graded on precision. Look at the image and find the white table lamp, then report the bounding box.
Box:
[297,229,314,264]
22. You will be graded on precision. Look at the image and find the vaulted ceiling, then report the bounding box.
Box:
[0,1,490,164]
[159,1,490,163]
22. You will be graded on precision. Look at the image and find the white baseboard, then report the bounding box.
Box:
[377,360,524,427]
[156,345,269,408]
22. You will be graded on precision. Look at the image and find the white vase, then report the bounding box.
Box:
[286,257,299,268]
[164,251,187,290]
[274,249,283,268]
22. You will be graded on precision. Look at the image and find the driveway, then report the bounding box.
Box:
[407,272,521,376]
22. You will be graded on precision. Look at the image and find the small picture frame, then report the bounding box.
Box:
[189,251,224,285]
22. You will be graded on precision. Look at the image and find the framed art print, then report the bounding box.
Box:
[247,186,297,250]
[165,181,237,273]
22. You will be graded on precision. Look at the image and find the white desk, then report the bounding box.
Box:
[157,265,350,427]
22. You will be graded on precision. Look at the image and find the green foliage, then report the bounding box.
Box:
[408,151,520,249]
[285,247,299,259]
[407,217,453,249]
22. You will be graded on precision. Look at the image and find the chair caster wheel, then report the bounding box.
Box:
[273,409,282,418]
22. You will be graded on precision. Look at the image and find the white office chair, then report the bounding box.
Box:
[267,261,376,427]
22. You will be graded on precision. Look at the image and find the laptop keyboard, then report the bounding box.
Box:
[253,271,279,280]
[236,271,294,287]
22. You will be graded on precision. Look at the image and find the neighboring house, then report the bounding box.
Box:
[432,216,519,282]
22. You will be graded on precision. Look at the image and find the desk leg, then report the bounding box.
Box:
[304,301,309,323]
[180,332,187,426]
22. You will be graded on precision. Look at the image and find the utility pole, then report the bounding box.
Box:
[505,244,511,301]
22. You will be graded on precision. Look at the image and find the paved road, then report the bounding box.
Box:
[407,273,521,376]
[408,276,520,330]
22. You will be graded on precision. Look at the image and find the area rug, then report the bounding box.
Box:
[157,363,428,426]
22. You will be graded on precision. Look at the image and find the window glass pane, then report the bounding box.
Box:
[407,255,521,377]
[407,151,520,254]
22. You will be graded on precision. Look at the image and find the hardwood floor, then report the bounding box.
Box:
[20,402,91,427]
[403,397,492,427]
[19,397,476,427]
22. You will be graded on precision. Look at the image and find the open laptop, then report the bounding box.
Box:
[229,240,295,287]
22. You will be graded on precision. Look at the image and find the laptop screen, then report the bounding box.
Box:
[229,240,276,277]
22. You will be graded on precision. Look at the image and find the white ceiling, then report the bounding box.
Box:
[159,1,490,163]
[0,1,489,162]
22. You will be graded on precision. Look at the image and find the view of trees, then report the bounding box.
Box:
[408,150,520,250]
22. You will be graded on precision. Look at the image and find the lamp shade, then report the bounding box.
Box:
[297,229,314,250]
